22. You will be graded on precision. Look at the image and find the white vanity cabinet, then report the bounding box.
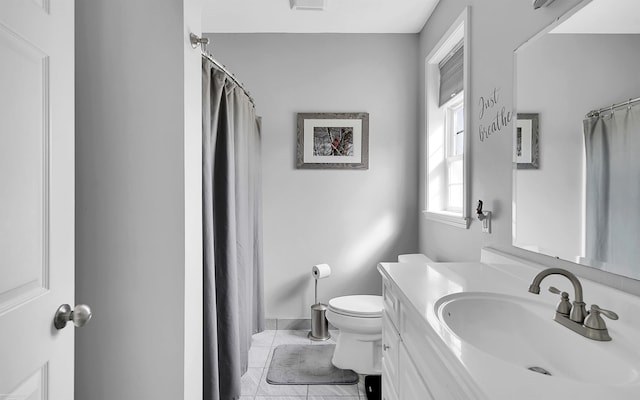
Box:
[381,312,400,400]
[379,249,640,400]
[381,270,478,400]
[381,276,435,400]
[381,276,401,400]
[398,345,434,400]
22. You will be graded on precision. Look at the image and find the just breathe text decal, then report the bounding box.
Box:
[478,87,512,142]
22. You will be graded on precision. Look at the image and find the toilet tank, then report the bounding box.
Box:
[397,253,434,263]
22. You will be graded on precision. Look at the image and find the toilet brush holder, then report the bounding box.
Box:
[308,278,331,341]
[309,303,330,341]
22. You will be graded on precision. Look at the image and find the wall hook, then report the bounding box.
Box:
[190,33,209,51]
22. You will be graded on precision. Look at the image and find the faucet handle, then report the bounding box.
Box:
[548,286,572,316]
[583,305,618,341]
[584,304,618,330]
[591,304,618,320]
[548,286,562,295]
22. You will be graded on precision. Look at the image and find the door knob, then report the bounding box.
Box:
[54,304,92,329]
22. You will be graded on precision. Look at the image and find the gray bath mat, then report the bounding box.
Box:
[266,344,359,385]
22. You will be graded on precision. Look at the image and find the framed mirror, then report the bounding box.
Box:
[513,0,640,280]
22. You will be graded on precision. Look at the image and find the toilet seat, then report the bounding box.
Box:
[328,295,382,318]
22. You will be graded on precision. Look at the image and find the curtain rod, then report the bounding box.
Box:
[190,33,256,107]
[586,96,639,118]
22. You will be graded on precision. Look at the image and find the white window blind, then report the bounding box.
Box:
[438,43,464,107]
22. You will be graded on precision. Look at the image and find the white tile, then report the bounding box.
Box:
[240,367,263,396]
[308,397,360,400]
[273,330,312,346]
[256,379,308,397]
[307,384,359,396]
[252,330,276,347]
[254,397,307,400]
[248,346,271,368]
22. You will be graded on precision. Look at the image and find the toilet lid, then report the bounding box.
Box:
[328,295,383,317]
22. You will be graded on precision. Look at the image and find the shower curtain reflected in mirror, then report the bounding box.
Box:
[202,58,264,400]
[583,105,640,277]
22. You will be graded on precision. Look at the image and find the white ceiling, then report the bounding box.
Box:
[202,0,441,34]
[551,0,640,34]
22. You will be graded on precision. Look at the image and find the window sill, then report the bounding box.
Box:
[422,210,470,229]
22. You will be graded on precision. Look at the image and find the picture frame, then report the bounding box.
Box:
[515,113,539,169]
[296,112,369,169]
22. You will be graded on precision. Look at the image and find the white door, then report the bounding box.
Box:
[0,0,76,399]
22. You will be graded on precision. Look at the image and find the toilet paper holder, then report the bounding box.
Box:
[311,263,331,305]
[309,264,331,341]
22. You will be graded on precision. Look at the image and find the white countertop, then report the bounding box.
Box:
[378,249,640,400]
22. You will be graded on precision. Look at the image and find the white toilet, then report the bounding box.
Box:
[326,294,383,374]
[325,253,433,375]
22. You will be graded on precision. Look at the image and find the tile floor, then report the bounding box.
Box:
[240,329,368,400]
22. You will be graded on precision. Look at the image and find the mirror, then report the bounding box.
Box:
[513,0,640,280]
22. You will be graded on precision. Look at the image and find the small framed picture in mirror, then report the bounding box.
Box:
[515,113,539,169]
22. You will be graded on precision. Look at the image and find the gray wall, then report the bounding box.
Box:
[206,34,420,319]
[418,0,640,293]
[75,0,202,399]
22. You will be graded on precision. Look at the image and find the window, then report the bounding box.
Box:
[424,8,470,228]
[445,93,464,212]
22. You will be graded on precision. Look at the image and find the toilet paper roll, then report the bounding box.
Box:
[312,263,331,279]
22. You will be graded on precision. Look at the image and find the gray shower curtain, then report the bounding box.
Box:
[203,58,264,400]
[583,105,640,272]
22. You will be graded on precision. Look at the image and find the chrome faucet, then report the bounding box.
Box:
[528,268,618,341]
[528,268,588,323]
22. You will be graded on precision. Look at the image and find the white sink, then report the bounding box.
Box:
[435,292,640,385]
